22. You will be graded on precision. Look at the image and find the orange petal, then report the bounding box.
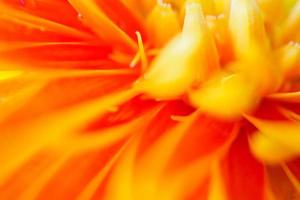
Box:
[68,0,137,52]
[222,133,266,200]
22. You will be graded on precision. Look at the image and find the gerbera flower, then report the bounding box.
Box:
[0,0,300,199]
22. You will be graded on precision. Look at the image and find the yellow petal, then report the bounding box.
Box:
[280,0,300,43]
[257,0,285,23]
[136,1,219,100]
[229,0,268,59]
[189,72,259,119]
[276,42,300,78]
[250,131,297,164]
[146,2,181,47]
[214,0,230,15]
[247,116,300,163]
[0,70,23,81]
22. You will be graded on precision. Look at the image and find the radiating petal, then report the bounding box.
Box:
[0,3,94,41]
[222,133,266,200]
[68,0,138,52]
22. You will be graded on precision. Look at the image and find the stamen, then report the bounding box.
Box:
[130,48,160,68]
[136,31,148,71]
[129,51,141,68]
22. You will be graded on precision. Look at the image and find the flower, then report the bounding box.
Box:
[0,0,300,199]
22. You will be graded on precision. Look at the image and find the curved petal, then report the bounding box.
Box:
[247,116,300,163]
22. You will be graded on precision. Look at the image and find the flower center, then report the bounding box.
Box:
[134,0,287,119]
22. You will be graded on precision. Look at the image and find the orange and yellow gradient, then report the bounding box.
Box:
[0,0,300,199]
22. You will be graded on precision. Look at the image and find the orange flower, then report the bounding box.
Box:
[0,0,300,199]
